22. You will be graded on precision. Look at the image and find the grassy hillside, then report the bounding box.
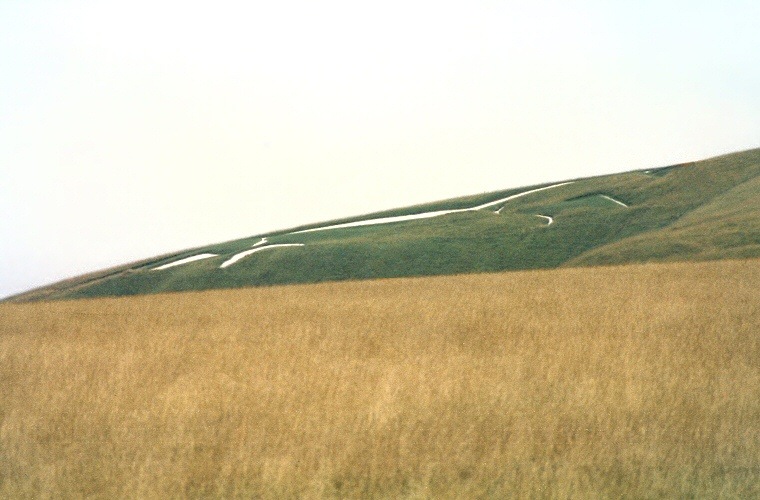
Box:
[570,168,760,265]
[1,259,759,498]
[7,148,760,301]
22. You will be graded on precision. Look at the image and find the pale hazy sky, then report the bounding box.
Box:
[1,1,759,298]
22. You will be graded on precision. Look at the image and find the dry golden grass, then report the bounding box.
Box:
[1,259,759,498]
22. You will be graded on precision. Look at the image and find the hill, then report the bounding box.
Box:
[7,147,760,301]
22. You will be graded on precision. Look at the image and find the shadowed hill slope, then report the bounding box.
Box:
[7,148,760,301]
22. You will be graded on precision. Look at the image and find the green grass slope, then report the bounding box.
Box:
[8,148,760,301]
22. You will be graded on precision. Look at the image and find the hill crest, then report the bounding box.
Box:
[7,147,760,302]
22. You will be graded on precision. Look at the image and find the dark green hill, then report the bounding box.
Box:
[9,148,760,301]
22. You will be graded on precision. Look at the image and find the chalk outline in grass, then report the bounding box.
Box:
[535,214,553,226]
[152,253,219,271]
[153,181,580,271]
[599,194,628,207]
[220,244,305,268]
[293,181,575,234]
[161,182,578,272]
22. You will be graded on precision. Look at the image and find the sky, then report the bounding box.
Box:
[1,0,759,298]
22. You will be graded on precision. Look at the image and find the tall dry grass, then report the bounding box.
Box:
[1,259,759,498]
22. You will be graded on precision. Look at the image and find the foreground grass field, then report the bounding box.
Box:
[1,259,759,498]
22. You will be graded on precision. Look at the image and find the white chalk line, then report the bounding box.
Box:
[599,194,628,207]
[220,244,305,268]
[152,253,219,271]
[154,182,576,272]
[293,181,575,234]
[484,182,575,213]
[291,210,464,234]
[535,214,553,226]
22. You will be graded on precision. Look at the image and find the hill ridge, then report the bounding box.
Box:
[6,147,760,302]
